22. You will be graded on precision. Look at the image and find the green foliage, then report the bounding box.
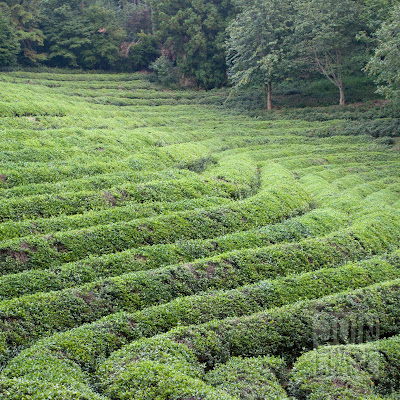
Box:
[5,253,399,398]
[0,211,397,364]
[124,2,153,41]
[41,1,125,69]
[151,0,237,88]
[0,13,19,67]
[93,279,400,398]
[0,0,45,65]
[316,118,400,138]
[150,54,180,86]
[205,356,289,399]
[0,207,344,299]
[367,5,400,107]
[0,176,241,222]
[289,334,400,399]
[0,71,399,399]
[226,0,295,108]
[294,0,366,105]
[127,33,159,71]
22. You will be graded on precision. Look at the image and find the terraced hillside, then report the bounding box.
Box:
[0,71,400,399]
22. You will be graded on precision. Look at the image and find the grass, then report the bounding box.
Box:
[0,70,399,399]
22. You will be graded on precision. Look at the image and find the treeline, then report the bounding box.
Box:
[0,0,399,105]
[0,0,233,89]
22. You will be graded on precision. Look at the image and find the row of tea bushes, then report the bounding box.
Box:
[0,130,253,188]
[0,213,397,364]
[1,71,400,399]
[93,279,400,399]
[289,334,400,399]
[0,207,346,299]
[0,175,245,222]
[3,254,400,398]
[0,196,232,241]
[204,356,289,399]
[0,169,195,199]
[0,165,311,273]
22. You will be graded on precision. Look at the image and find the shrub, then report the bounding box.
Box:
[205,356,289,399]
[289,334,400,399]
[5,253,400,398]
[150,55,180,86]
[95,279,400,399]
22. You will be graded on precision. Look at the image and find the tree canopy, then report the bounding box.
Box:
[226,0,295,109]
[0,12,20,67]
[367,4,400,106]
[293,0,365,105]
[151,0,236,88]
[0,0,399,105]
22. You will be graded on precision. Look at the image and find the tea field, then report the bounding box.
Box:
[0,71,400,399]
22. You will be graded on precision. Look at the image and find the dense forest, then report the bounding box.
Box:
[0,0,399,107]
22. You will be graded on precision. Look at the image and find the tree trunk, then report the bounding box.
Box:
[266,81,272,111]
[148,0,155,35]
[339,84,345,106]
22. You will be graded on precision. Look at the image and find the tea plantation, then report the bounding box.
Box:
[0,71,400,399]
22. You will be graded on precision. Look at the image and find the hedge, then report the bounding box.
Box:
[3,254,400,398]
[0,176,246,222]
[205,356,289,399]
[95,279,400,399]
[0,132,258,189]
[0,196,232,241]
[0,176,311,274]
[0,207,344,299]
[289,334,400,399]
[0,168,194,199]
[0,212,397,363]
[0,161,136,189]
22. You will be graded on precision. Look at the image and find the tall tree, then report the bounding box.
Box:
[124,1,153,40]
[294,0,365,105]
[367,4,400,107]
[0,12,20,67]
[226,0,295,110]
[40,0,125,69]
[151,0,236,89]
[0,0,45,64]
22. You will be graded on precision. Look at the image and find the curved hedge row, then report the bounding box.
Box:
[205,356,289,399]
[0,208,346,300]
[0,151,262,221]
[0,213,397,364]
[3,254,399,398]
[0,196,232,241]
[94,279,400,399]
[0,101,67,118]
[289,334,400,399]
[2,71,400,399]
[0,175,310,274]
[0,169,195,199]
[0,177,245,222]
[0,134,247,188]
[0,161,136,189]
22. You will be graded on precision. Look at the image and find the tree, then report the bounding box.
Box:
[124,1,153,40]
[118,1,159,71]
[127,32,159,70]
[294,0,365,105]
[226,0,295,110]
[151,0,237,89]
[367,4,400,106]
[40,0,126,69]
[0,13,20,67]
[0,0,45,64]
